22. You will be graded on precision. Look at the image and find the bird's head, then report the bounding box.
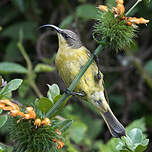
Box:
[40,24,82,49]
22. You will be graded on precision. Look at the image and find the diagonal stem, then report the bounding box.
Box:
[125,0,142,16]
[46,43,106,117]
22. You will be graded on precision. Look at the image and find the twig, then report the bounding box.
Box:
[125,0,142,16]
[17,41,42,98]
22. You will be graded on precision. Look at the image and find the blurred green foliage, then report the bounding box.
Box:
[0,0,152,151]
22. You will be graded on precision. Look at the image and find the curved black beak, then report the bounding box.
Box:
[39,24,63,33]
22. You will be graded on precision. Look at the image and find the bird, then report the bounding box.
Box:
[40,24,126,138]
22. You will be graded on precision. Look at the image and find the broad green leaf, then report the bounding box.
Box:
[0,79,23,96]
[34,64,55,73]
[60,15,74,28]
[0,110,2,114]
[0,143,9,152]
[38,97,54,113]
[4,41,21,62]
[126,118,146,132]
[70,121,87,144]
[76,4,97,20]
[0,115,8,128]
[47,84,60,103]
[18,81,30,98]
[117,128,149,152]
[0,62,27,74]
[144,60,152,75]
[1,21,37,40]
[51,95,71,117]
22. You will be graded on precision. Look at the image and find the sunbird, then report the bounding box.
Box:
[40,24,126,138]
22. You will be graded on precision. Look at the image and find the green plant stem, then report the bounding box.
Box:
[46,43,105,117]
[125,0,142,16]
[17,42,42,98]
[17,42,33,72]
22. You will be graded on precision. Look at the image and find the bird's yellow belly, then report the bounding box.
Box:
[55,46,104,99]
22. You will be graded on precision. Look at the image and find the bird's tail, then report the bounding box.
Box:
[100,108,126,138]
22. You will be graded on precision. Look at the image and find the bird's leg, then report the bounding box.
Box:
[94,55,101,80]
[64,88,86,97]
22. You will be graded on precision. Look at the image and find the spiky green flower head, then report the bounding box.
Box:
[8,105,66,152]
[93,3,137,50]
[9,119,62,152]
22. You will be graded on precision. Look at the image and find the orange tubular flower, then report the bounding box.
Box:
[128,17,149,24]
[0,103,6,109]
[52,138,57,143]
[57,141,64,149]
[56,129,61,135]
[98,5,108,12]
[10,110,20,117]
[24,113,31,119]
[1,99,20,110]
[98,1,149,27]
[41,118,51,126]
[117,0,125,16]
[34,119,42,126]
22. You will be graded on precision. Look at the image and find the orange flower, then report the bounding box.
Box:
[34,119,41,126]
[98,1,149,27]
[56,129,61,135]
[0,103,5,109]
[52,138,57,143]
[41,118,51,126]
[57,141,64,149]
[98,5,108,12]
[0,99,20,110]
[10,110,20,117]
[128,17,149,24]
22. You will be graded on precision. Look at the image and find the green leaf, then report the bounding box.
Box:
[76,4,97,20]
[0,110,2,114]
[59,15,74,28]
[126,118,146,132]
[70,121,87,144]
[4,41,21,62]
[2,21,37,40]
[47,84,60,103]
[34,64,55,73]
[38,97,54,113]
[0,115,8,128]
[117,128,149,152]
[18,81,30,98]
[0,79,23,97]
[0,62,27,74]
[144,60,152,75]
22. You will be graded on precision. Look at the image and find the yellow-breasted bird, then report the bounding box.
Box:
[40,24,126,138]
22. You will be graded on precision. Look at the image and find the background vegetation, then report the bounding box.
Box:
[0,0,152,151]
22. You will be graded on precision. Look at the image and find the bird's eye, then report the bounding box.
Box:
[63,33,69,39]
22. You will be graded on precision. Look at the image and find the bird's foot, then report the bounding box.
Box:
[64,88,86,97]
[93,55,101,80]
